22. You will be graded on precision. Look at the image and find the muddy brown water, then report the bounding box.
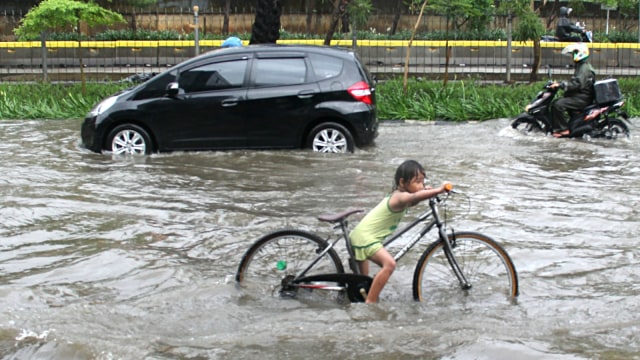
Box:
[1,119,639,359]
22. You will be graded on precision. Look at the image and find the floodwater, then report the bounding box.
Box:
[1,118,640,359]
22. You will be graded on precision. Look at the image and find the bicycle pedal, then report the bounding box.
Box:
[359,287,368,298]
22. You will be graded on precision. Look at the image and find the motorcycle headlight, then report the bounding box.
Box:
[88,96,118,117]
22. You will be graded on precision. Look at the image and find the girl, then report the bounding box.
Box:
[349,160,451,303]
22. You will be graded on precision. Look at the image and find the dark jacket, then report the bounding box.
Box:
[556,7,584,41]
[561,60,596,102]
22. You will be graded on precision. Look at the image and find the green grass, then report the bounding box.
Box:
[377,78,639,121]
[0,82,127,120]
[0,78,638,121]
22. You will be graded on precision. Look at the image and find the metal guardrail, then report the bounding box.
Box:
[1,39,639,82]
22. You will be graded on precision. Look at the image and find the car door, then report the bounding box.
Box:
[141,57,249,150]
[244,53,320,148]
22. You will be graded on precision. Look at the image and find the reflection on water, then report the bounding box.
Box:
[1,119,639,359]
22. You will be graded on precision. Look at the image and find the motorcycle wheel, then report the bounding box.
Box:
[512,116,547,134]
[603,118,630,139]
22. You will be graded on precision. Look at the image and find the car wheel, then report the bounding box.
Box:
[307,122,355,153]
[106,124,153,155]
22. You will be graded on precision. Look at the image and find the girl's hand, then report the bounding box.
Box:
[442,182,453,193]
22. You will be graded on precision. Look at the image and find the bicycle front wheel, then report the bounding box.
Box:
[413,231,518,304]
[236,229,345,302]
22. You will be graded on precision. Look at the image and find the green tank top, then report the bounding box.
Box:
[349,195,407,248]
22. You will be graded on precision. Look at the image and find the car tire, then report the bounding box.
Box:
[307,122,355,153]
[106,124,153,155]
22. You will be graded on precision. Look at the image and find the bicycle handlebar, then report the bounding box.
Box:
[444,182,453,192]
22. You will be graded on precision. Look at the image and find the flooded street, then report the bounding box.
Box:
[1,118,640,359]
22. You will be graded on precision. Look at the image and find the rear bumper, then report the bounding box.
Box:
[353,108,378,147]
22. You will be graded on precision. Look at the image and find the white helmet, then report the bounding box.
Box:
[562,43,589,62]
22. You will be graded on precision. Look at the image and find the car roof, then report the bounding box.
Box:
[198,44,356,61]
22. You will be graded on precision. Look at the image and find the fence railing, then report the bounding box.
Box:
[1,39,639,82]
[2,6,640,82]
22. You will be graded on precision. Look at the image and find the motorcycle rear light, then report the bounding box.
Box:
[347,81,373,105]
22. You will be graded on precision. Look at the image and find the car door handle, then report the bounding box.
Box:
[297,90,316,99]
[221,98,240,107]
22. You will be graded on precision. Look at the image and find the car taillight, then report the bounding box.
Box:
[347,81,373,105]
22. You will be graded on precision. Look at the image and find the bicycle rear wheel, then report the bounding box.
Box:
[236,229,345,302]
[412,231,518,304]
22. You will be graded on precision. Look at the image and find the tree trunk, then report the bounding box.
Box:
[131,8,137,33]
[530,0,542,83]
[529,38,541,83]
[443,41,450,87]
[250,0,282,44]
[341,9,350,34]
[323,0,349,45]
[390,0,404,35]
[305,0,315,35]
[77,18,86,96]
[40,31,48,83]
[443,17,450,87]
[402,0,428,94]
[547,0,560,28]
[223,0,231,34]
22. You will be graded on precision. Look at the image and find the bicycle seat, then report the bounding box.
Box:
[317,209,364,223]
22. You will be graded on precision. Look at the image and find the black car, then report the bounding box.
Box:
[81,45,378,154]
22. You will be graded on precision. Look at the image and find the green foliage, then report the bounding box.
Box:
[0,78,638,121]
[428,0,493,32]
[418,29,507,41]
[512,10,546,42]
[348,0,374,28]
[377,78,527,121]
[496,0,545,42]
[94,29,183,41]
[598,30,639,43]
[14,0,126,40]
[377,77,639,121]
[14,27,640,43]
[100,0,156,7]
[0,82,127,119]
[618,78,640,115]
[616,0,640,19]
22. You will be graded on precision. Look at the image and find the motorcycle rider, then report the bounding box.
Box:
[549,43,596,137]
[556,7,587,42]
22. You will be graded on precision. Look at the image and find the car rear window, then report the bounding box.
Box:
[253,58,307,87]
[309,53,344,80]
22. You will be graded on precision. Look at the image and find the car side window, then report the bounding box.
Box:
[254,58,307,87]
[179,59,247,93]
[309,53,343,80]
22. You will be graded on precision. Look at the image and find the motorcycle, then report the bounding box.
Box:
[511,79,631,139]
[541,21,593,43]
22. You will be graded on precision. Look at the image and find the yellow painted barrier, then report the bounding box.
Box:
[0,40,638,49]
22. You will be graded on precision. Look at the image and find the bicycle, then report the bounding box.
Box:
[235,184,519,303]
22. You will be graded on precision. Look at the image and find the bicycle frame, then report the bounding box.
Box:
[384,196,471,289]
[293,193,471,293]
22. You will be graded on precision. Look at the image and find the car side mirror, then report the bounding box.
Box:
[166,82,183,97]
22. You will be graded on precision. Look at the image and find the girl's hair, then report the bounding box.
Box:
[393,160,426,190]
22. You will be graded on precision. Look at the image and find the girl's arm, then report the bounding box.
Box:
[389,183,451,211]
